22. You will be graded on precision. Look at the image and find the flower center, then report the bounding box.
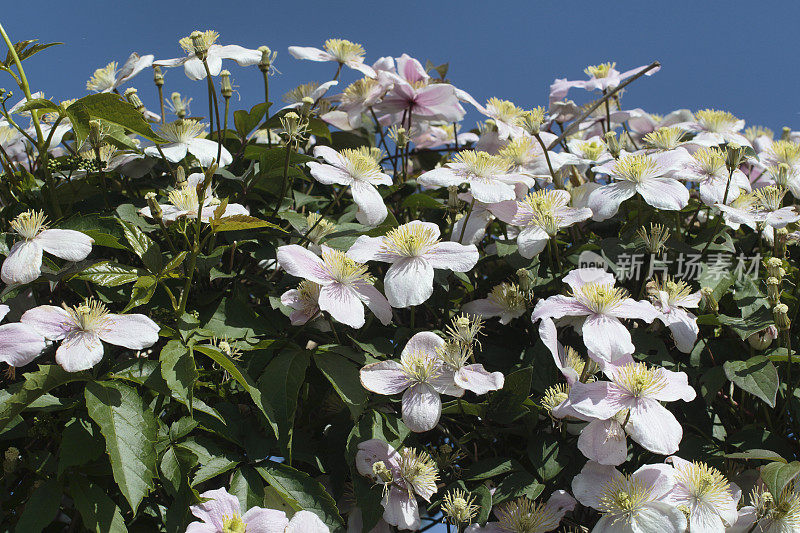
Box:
[66,300,111,333]
[283,82,320,104]
[305,213,336,244]
[436,340,469,371]
[768,140,800,166]
[613,153,658,183]
[755,185,787,212]
[451,150,510,180]
[486,97,526,124]
[11,210,47,240]
[598,475,653,519]
[381,224,439,257]
[695,109,738,133]
[339,148,383,181]
[572,282,628,314]
[541,384,569,414]
[342,78,379,105]
[296,281,321,314]
[578,139,607,161]
[168,184,200,213]
[520,190,567,235]
[499,137,537,167]
[321,248,371,285]
[497,497,560,533]
[221,514,247,533]
[675,461,730,509]
[487,282,526,312]
[158,119,206,143]
[643,126,686,151]
[615,362,668,397]
[323,38,365,63]
[692,147,726,176]
[398,447,439,496]
[86,62,118,92]
[400,349,440,383]
[584,62,616,78]
[179,30,219,55]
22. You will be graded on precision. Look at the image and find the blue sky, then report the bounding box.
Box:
[3,1,800,134]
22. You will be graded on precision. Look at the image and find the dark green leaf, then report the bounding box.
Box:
[314,351,367,418]
[723,356,779,407]
[160,340,197,403]
[0,365,88,430]
[14,478,62,532]
[69,477,128,533]
[761,461,800,498]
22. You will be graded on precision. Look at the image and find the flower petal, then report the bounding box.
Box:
[454,365,504,395]
[351,180,388,227]
[191,488,241,529]
[2,240,43,285]
[626,398,683,455]
[21,305,72,340]
[425,241,479,272]
[577,418,628,466]
[587,181,637,221]
[319,283,365,328]
[98,314,160,349]
[384,257,434,308]
[56,331,104,372]
[36,229,93,261]
[581,314,635,361]
[353,281,393,326]
[401,383,441,432]
[276,245,328,284]
[360,360,411,395]
[0,323,46,367]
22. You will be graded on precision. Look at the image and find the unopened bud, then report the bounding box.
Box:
[775,227,789,258]
[124,87,146,114]
[516,268,535,300]
[726,143,743,172]
[781,127,792,141]
[447,186,460,210]
[773,303,790,330]
[145,192,163,221]
[153,65,164,87]
[766,258,784,280]
[175,166,186,187]
[766,277,781,306]
[258,46,277,73]
[604,131,620,158]
[700,287,718,314]
[748,326,778,351]
[220,70,233,99]
[171,92,186,119]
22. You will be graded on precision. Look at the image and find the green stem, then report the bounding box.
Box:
[534,133,559,188]
[458,198,476,244]
[0,22,44,146]
[272,143,293,217]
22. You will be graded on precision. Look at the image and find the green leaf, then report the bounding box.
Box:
[485,367,532,423]
[491,470,543,505]
[69,477,128,533]
[123,274,156,312]
[57,214,128,250]
[58,417,104,476]
[160,340,197,404]
[401,192,445,211]
[119,220,162,272]
[211,214,283,233]
[233,102,269,137]
[0,365,88,430]
[67,93,162,142]
[257,348,311,452]
[14,478,62,532]
[314,351,368,418]
[528,433,571,482]
[725,449,787,462]
[77,261,142,286]
[84,380,158,514]
[465,458,523,480]
[163,251,188,274]
[761,461,800,498]
[13,97,59,113]
[723,356,779,407]
[255,461,344,532]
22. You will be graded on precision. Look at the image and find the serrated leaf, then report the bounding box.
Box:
[211,214,283,233]
[162,251,188,274]
[761,461,800,498]
[255,461,344,532]
[723,356,779,407]
[124,274,156,312]
[0,365,88,430]
[77,261,142,286]
[119,220,162,272]
[84,380,158,514]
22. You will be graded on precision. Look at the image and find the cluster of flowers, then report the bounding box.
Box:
[1,28,799,533]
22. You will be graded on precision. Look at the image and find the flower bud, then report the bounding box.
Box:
[3,447,19,475]
[781,126,792,141]
[604,131,620,158]
[521,106,546,135]
[766,257,784,280]
[258,46,277,73]
[773,303,791,330]
[124,87,146,114]
[748,326,778,350]
[220,70,233,99]
[171,92,187,119]
[190,30,209,60]
[145,192,163,221]
[175,166,186,187]
[725,143,743,172]
[766,276,781,306]
[700,287,718,314]
[775,227,789,258]
[447,185,460,211]
[153,65,164,87]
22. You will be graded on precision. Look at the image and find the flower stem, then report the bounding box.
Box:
[271,143,293,218]
[458,198,476,244]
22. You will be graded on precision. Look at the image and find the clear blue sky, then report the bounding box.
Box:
[2,1,799,134]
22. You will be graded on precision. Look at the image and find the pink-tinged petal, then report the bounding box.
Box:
[538,318,580,385]
[613,299,659,323]
[454,365,504,395]
[531,295,590,322]
[571,461,623,509]
[117,53,154,85]
[425,241,478,272]
[0,304,9,322]
[664,308,699,353]
[402,331,445,360]
[562,268,616,291]
[632,463,677,500]
[486,200,518,224]
[216,44,261,66]
[347,235,389,263]
[288,46,333,62]
[319,283,365,328]
[469,179,517,204]
[688,507,725,533]
[284,510,329,532]
[185,522,217,533]
[36,229,93,261]
[578,418,628,466]
[312,145,346,166]
[347,61,376,78]
[0,323,46,367]
[98,314,160,349]
[462,298,504,319]
[241,508,289,532]
[414,84,464,122]
[356,439,401,478]
[429,367,464,397]
[765,206,800,228]
[568,380,625,420]
[417,167,461,189]
[1,240,43,285]
[384,257,434,308]
[402,383,441,432]
[545,490,577,520]
[587,181,637,221]
[56,331,104,372]
[381,485,420,530]
[182,57,208,80]
[626,399,682,455]
[276,245,328,284]
[191,488,241,529]
[21,305,72,340]
[557,206,594,227]
[626,502,687,533]
[352,281,393,326]
[351,180,388,227]
[395,53,429,84]
[653,368,697,402]
[637,177,690,211]
[307,161,353,186]
[450,208,493,245]
[360,360,411,395]
[582,314,635,361]
[516,225,549,259]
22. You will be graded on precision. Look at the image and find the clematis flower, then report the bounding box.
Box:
[86,52,154,93]
[572,461,686,533]
[139,172,248,223]
[462,282,527,324]
[280,281,322,325]
[564,135,614,170]
[2,210,93,286]
[531,268,659,363]
[588,150,689,221]
[187,486,329,532]
[356,439,439,530]
[21,299,160,372]
[435,336,504,396]
[716,185,800,231]
[497,136,566,181]
[465,491,576,533]
[288,39,376,78]
[538,318,599,386]
[731,483,800,533]
[347,220,479,308]
[280,80,338,111]
[155,30,261,81]
[145,119,232,167]
[418,151,535,204]
[412,123,478,150]
[677,109,750,147]
[549,62,660,105]
[567,361,696,455]
[0,304,47,369]
[359,331,460,432]
[276,244,392,329]
[665,456,740,532]
[457,91,527,140]
[647,277,701,353]
[306,146,391,226]
[678,146,751,206]
[322,77,387,130]
[489,189,593,258]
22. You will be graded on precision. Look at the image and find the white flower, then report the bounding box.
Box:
[86,52,154,93]
[139,172,248,223]
[666,456,739,532]
[145,120,232,167]
[154,30,261,81]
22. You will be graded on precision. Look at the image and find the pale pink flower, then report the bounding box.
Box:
[412,123,478,150]
[347,221,479,308]
[489,189,592,258]
[572,461,686,533]
[549,62,660,105]
[145,120,233,167]
[665,456,740,533]
[139,172,248,223]
[588,150,689,221]
[0,304,47,368]
[280,80,338,111]
[716,185,800,231]
[288,39,376,78]
[155,30,261,81]
[355,439,438,530]
[531,268,658,363]
[21,300,160,372]
[276,244,392,329]
[86,52,154,93]
[567,361,696,455]
[677,146,751,207]
[418,151,535,204]
[465,491,576,532]
[2,210,93,286]
[321,77,385,130]
[462,282,527,325]
[280,281,321,325]
[618,108,693,143]
[649,278,701,353]
[306,146,391,227]
[187,486,329,532]
[676,109,750,147]
[456,90,526,140]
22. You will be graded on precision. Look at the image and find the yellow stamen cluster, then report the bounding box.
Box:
[296,280,322,315]
[692,147,727,175]
[572,283,628,313]
[541,383,569,414]
[520,190,567,235]
[221,514,246,533]
[615,362,667,397]
[66,299,112,333]
[745,125,774,142]
[521,106,547,134]
[79,143,118,164]
[305,213,336,244]
[339,148,383,180]
[168,184,200,213]
[751,483,800,530]
[487,282,526,313]
[694,109,738,133]
[612,153,658,183]
[565,346,598,378]
[282,82,320,104]
[321,248,371,285]
[755,185,788,212]
[400,349,440,383]
[643,126,686,151]
[584,62,616,78]
[451,150,511,179]
[650,276,694,304]
[674,461,731,510]
[497,497,561,532]
[399,447,439,497]
[445,313,484,349]
[11,210,48,240]
[636,223,671,254]
[598,474,653,520]
[576,139,608,161]
[499,137,537,167]
[767,140,800,167]
[381,223,439,257]
[441,489,479,525]
[341,78,380,106]
[324,39,365,63]
[486,97,526,125]
[86,62,118,92]
[159,119,206,143]
[179,30,219,55]
[0,125,19,144]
